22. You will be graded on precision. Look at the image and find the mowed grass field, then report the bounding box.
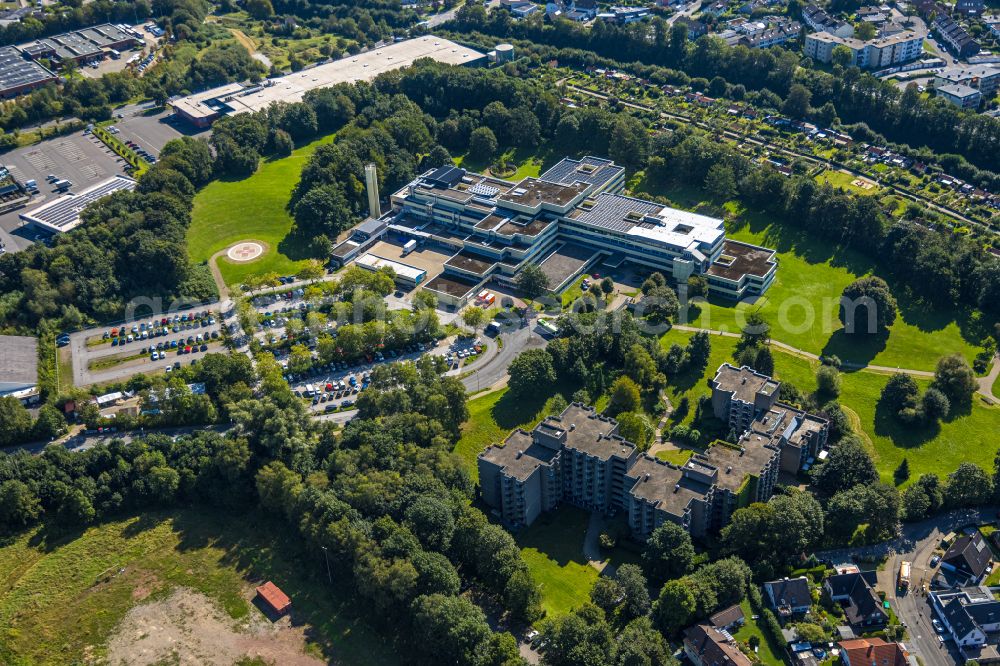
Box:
[660,328,1000,484]
[676,209,985,372]
[0,509,396,666]
[188,133,336,288]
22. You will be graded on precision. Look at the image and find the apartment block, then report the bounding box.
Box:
[388,156,776,308]
[935,65,1000,100]
[710,363,830,474]
[478,394,803,540]
[805,31,924,69]
[937,83,982,109]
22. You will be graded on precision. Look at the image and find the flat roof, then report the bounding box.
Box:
[19,175,137,233]
[480,429,561,481]
[712,363,779,404]
[172,37,484,121]
[0,335,37,390]
[572,192,725,249]
[539,156,624,192]
[497,177,590,208]
[355,253,426,281]
[557,404,632,461]
[626,455,712,519]
[424,272,480,297]
[699,439,779,492]
[538,242,599,288]
[0,46,56,93]
[706,240,776,282]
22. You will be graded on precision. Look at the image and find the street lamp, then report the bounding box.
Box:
[321,545,332,584]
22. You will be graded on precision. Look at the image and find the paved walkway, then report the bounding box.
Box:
[582,511,611,574]
[670,324,1000,404]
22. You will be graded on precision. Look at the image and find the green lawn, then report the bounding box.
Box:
[815,170,881,194]
[655,448,694,465]
[454,381,581,481]
[660,328,1000,485]
[732,600,785,666]
[188,133,336,287]
[0,509,395,666]
[674,210,986,372]
[516,507,599,618]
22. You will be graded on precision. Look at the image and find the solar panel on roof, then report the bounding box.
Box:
[468,183,499,197]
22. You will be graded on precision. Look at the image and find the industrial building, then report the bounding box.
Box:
[0,46,56,98]
[478,370,829,540]
[171,37,486,127]
[17,23,140,65]
[19,175,137,234]
[0,335,39,404]
[380,156,776,308]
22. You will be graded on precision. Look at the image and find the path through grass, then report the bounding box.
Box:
[660,328,1000,485]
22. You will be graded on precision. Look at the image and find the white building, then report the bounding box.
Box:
[805,31,923,69]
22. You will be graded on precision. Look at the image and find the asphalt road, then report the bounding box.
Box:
[818,506,1000,666]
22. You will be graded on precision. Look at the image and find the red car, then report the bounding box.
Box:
[185,345,192,353]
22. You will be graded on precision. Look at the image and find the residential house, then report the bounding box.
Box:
[802,4,854,37]
[838,638,911,666]
[764,577,813,618]
[933,13,980,58]
[709,604,746,631]
[675,16,708,38]
[940,531,993,584]
[684,623,753,666]
[955,0,985,16]
[823,571,888,630]
[931,587,1000,648]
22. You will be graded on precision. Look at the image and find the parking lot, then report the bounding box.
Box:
[112,106,193,154]
[0,130,130,251]
[68,310,223,387]
[286,334,487,414]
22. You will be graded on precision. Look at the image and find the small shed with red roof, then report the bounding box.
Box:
[255,581,291,616]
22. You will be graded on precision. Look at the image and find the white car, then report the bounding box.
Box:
[526,630,539,641]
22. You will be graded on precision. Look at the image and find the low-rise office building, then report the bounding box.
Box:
[17,23,139,65]
[805,31,923,69]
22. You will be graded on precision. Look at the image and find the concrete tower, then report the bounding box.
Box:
[365,163,381,219]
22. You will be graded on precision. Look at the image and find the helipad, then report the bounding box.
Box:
[227,241,264,262]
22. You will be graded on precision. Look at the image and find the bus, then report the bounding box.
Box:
[898,561,911,590]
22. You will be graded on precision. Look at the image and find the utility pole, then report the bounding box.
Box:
[321,545,332,584]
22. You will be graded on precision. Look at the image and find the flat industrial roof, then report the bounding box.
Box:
[19,175,137,233]
[355,253,426,281]
[572,192,724,250]
[0,46,56,93]
[0,335,37,392]
[172,36,484,121]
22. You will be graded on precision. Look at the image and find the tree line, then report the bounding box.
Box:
[0,353,541,665]
[449,5,1000,174]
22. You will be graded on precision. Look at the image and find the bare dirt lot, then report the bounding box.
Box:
[106,587,324,666]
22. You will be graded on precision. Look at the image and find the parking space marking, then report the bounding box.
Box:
[24,150,55,172]
[55,140,86,162]
[79,163,106,180]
